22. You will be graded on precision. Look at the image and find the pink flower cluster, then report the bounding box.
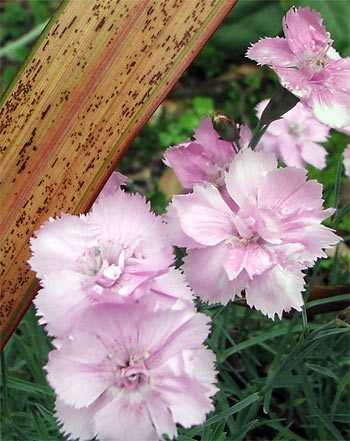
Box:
[247,6,350,132]
[256,100,330,169]
[164,123,339,319]
[29,174,218,441]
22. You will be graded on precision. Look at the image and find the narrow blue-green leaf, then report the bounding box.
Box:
[330,371,350,418]
[177,436,196,441]
[332,154,344,213]
[271,421,294,441]
[305,363,339,382]
[202,393,261,427]
[0,374,54,396]
[263,323,348,392]
[220,326,300,362]
[312,327,350,340]
[264,419,306,441]
[306,293,349,309]
[333,414,350,423]
[233,419,260,440]
[308,403,345,441]
[263,389,272,414]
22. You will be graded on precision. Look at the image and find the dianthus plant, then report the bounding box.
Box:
[27,5,347,441]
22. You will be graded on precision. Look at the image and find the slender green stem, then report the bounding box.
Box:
[331,154,343,214]
[1,351,9,416]
[301,260,321,338]
[231,141,239,154]
[248,120,269,150]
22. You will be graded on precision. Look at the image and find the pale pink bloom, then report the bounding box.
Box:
[165,149,339,318]
[29,189,175,337]
[95,171,129,203]
[247,6,350,131]
[164,117,251,190]
[46,303,218,441]
[339,126,350,136]
[256,100,329,169]
[344,145,350,177]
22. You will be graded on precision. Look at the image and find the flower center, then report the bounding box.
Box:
[116,356,149,390]
[288,122,305,140]
[95,250,126,288]
[77,246,103,276]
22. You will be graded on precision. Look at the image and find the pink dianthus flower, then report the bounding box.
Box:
[247,6,350,131]
[164,117,251,190]
[256,100,329,169]
[46,303,218,441]
[165,149,339,318]
[29,183,175,337]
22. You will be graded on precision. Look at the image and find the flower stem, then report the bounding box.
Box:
[1,351,9,416]
[248,120,269,150]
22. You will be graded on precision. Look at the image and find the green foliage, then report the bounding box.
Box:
[192,42,226,79]
[1,1,350,441]
[1,308,59,441]
[158,96,215,148]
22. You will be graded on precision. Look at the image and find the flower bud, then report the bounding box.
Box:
[212,112,239,143]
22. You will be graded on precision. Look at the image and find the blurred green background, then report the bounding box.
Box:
[1,1,349,440]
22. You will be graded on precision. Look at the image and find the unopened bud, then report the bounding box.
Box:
[212,112,239,143]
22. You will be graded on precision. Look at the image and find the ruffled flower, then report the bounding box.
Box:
[46,303,218,441]
[247,6,350,131]
[256,100,330,169]
[29,182,175,337]
[164,117,251,190]
[165,149,340,318]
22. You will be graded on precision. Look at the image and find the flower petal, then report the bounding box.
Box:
[89,190,170,258]
[274,67,312,99]
[222,242,248,280]
[34,270,92,337]
[194,117,234,165]
[46,332,113,408]
[140,387,177,440]
[164,203,206,249]
[344,145,350,177]
[308,86,350,129]
[225,149,277,207]
[183,245,247,304]
[149,267,194,305]
[301,140,327,169]
[96,171,129,201]
[246,37,295,67]
[282,7,330,58]
[155,371,215,428]
[164,141,219,189]
[246,264,305,319]
[29,214,100,278]
[145,311,210,369]
[94,390,158,441]
[285,224,340,265]
[170,185,234,246]
[259,166,310,211]
[54,398,97,441]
